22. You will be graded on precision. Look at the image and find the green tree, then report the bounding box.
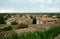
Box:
[0,16,6,24]
[33,17,36,24]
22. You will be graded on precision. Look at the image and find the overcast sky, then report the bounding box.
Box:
[0,0,60,13]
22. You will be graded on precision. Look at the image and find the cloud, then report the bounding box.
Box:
[28,0,54,3]
[47,0,53,3]
[40,8,60,12]
[0,7,60,13]
[0,0,60,13]
[9,0,23,3]
[28,0,46,3]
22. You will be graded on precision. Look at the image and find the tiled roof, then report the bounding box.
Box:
[36,17,58,21]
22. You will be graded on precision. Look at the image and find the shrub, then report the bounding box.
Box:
[0,26,12,32]
[11,21,18,25]
[4,26,12,31]
[17,24,28,29]
[20,14,22,17]
[30,15,33,19]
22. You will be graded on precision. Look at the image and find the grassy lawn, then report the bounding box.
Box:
[0,26,60,39]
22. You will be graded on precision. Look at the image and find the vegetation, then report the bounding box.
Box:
[0,16,6,24]
[6,14,11,18]
[33,17,36,24]
[20,14,22,17]
[0,26,12,32]
[0,13,60,39]
[0,26,60,39]
[7,31,19,39]
[18,26,60,39]
[17,24,28,29]
[11,21,18,25]
[0,14,11,24]
[30,15,33,19]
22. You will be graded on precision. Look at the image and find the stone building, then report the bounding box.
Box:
[36,16,58,24]
[5,16,32,25]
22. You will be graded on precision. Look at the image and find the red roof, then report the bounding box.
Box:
[37,17,58,21]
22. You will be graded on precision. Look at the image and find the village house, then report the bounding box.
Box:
[36,15,58,24]
[5,16,32,25]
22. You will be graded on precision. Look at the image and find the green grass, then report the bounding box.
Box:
[7,31,19,39]
[0,26,60,39]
